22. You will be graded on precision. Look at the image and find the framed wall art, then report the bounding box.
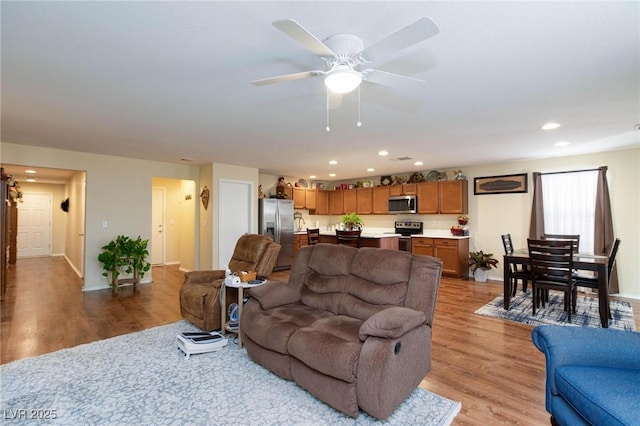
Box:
[474,173,528,195]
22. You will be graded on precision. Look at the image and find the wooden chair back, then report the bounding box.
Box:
[307,228,320,245]
[542,233,580,253]
[336,230,361,248]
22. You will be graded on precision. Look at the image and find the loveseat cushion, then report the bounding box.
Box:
[555,365,640,426]
[241,300,332,354]
[288,315,364,383]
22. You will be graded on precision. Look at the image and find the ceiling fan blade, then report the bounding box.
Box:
[251,70,323,86]
[363,69,425,89]
[358,17,440,64]
[273,19,336,57]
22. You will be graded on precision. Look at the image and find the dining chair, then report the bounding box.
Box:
[527,239,577,322]
[574,238,620,319]
[336,229,361,248]
[542,233,580,253]
[306,228,320,245]
[501,234,532,296]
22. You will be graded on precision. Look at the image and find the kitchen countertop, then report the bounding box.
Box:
[294,228,470,239]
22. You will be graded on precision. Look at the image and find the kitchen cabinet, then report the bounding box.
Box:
[314,190,329,215]
[372,186,389,214]
[356,187,372,214]
[416,180,468,214]
[293,233,309,259]
[412,237,469,278]
[417,182,438,214]
[439,180,468,214]
[319,234,399,250]
[293,188,317,210]
[343,189,357,214]
[330,191,344,215]
[388,183,417,197]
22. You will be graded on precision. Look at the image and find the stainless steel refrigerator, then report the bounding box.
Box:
[258,198,294,270]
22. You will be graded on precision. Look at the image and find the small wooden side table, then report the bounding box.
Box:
[220,279,266,348]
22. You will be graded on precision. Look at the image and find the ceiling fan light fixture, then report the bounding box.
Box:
[324,66,362,94]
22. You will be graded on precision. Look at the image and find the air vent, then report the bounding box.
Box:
[389,156,413,161]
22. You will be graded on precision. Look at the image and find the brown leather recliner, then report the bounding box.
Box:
[179,234,281,331]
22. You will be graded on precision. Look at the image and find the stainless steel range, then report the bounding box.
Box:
[394,221,423,252]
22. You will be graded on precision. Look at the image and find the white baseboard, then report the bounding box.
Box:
[612,293,640,300]
[63,255,84,278]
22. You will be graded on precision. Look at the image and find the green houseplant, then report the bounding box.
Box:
[468,250,498,282]
[341,213,364,230]
[97,235,151,293]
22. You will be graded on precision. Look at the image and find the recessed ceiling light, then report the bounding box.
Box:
[541,122,561,130]
[329,160,338,165]
[26,178,36,182]
[25,169,37,174]
[555,141,571,147]
[378,150,389,156]
[309,175,316,179]
[329,173,336,177]
[367,168,375,172]
[414,161,423,166]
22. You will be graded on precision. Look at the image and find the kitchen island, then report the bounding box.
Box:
[317,231,399,250]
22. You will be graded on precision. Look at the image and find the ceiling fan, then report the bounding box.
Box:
[251,17,440,94]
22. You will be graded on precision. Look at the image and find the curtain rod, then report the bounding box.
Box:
[536,166,603,176]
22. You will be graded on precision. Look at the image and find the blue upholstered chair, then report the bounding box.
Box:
[532,325,640,426]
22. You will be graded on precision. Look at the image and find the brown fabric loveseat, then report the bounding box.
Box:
[180,234,281,331]
[240,243,443,419]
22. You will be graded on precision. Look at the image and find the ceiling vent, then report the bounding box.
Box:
[389,156,413,161]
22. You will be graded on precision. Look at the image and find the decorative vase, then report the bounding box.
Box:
[474,268,488,283]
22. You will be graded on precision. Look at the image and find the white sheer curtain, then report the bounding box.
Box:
[541,170,598,254]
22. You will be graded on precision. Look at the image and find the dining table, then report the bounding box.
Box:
[503,249,610,327]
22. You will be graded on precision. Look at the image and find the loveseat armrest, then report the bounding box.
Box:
[359,307,427,341]
[532,326,640,397]
[249,280,300,310]
[183,270,225,286]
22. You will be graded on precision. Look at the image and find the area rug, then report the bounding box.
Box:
[1,321,461,425]
[475,291,635,331]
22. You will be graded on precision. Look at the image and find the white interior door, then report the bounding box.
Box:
[151,187,165,265]
[17,193,52,257]
[218,180,252,268]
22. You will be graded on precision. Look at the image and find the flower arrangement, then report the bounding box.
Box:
[458,215,469,225]
[468,251,499,271]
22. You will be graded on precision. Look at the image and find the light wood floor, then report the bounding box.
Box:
[2,257,639,425]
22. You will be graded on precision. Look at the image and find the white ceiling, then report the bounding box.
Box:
[2,1,639,182]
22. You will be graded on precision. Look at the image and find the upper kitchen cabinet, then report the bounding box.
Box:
[417,180,468,214]
[343,189,357,214]
[313,190,329,215]
[372,186,389,214]
[417,182,438,214]
[356,187,373,215]
[439,180,468,214]
[388,183,417,197]
[330,190,344,215]
[293,187,317,210]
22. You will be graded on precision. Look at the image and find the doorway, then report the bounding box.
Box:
[218,179,252,268]
[151,187,165,265]
[17,193,52,257]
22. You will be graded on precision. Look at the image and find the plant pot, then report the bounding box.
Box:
[474,268,488,283]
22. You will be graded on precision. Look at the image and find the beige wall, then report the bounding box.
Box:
[199,164,213,270]
[2,142,199,290]
[65,171,86,276]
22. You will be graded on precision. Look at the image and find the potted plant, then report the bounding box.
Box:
[97,235,151,293]
[468,250,498,282]
[341,213,364,231]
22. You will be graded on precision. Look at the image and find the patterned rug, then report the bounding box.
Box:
[475,291,636,331]
[1,321,461,425]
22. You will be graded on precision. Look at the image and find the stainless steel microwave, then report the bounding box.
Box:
[388,195,417,214]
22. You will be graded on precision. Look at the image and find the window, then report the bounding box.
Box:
[541,170,598,254]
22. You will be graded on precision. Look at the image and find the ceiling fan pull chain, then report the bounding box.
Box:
[356,86,362,128]
[326,87,331,132]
